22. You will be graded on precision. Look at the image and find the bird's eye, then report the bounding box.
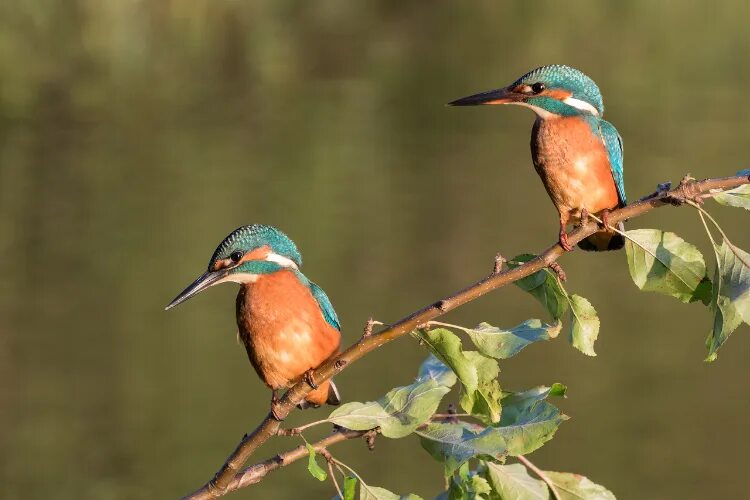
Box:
[531,82,545,94]
[230,251,243,263]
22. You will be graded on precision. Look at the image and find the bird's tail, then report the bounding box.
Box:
[578,221,625,251]
[297,379,341,409]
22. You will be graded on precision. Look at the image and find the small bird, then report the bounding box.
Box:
[450,64,626,251]
[166,224,341,418]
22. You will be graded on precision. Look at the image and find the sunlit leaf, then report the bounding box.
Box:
[713,171,750,211]
[463,320,561,359]
[418,328,503,423]
[498,387,568,456]
[469,474,492,497]
[510,254,569,320]
[706,240,750,360]
[417,421,507,476]
[359,484,423,500]
[625,229,708,303]
[305,443,327,482]
[328,356,454,438]
[418,354,458,387]
[543,471,616,500]
[549,383,567,397]
[568,295,600,356]
[344,476,357,500]
[483,462,549,500]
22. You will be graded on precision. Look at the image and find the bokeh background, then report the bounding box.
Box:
[1,1,749,498]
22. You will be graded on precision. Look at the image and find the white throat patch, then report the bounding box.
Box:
[562,97,600,116]
[509,101,556,120]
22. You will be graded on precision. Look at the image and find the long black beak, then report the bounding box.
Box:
[448,87,519,106]
[165,269,228,310]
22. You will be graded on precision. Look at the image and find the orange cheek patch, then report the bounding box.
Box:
[543,89,572,100]
[213,259,230,271]
[239,245,271,264]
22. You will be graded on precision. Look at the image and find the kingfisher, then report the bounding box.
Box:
[450,64,626,251]
[165,224,341,418]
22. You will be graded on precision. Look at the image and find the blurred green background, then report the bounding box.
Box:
[1,1,749,498]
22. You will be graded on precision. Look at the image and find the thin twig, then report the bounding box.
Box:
[207,429,369,495]
[517,455,561,500]
[183,174,750,500]
[321,449,343,499]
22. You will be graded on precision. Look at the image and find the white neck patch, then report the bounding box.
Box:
[265,253,299,270]
[563,97,600,116]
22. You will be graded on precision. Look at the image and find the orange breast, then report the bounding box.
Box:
[531,116,619,222]
[236,270,341,390]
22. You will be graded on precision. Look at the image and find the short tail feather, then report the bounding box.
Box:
[578,221,625,251]
[297,379,341,410]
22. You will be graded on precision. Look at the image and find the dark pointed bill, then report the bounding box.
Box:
[448,87,518,106]
[165,269,228,310]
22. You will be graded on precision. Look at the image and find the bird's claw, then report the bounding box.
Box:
[303,369,318,389]
[559,232,574,252]
[270,401,285,421]
[600,209,612,230]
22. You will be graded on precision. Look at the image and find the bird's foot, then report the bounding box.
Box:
[600,209,612,230]
[559,231,574,252]
[303,369,318,389]
[269,390,285,421]
[270,400,285,421]
[579,208,590,226]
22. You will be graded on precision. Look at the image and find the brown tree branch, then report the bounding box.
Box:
[183,173,750,500]
[215,428,371,495]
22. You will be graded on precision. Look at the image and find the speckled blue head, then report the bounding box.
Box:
[208,224,302,270]
[165,224,302,310]
[449,64,604,118]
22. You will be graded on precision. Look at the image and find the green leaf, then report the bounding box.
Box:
[483,462,549,500]
[359,485,423,500]
[418,328,503,423]
[497,387,569,456]
[543,471,616,500]
[418,354,459,387]
[714,183,750,210]
[344,476,357,500]
[417,422,507,476]
[706,240,750,359]
[690,276,713,305]
[549,383,567,397]
[568,295,600,356]
[463,320,561,359]
[305,443,327,482]
[625,229,708,303]
[328,356,454,438]
[469,475,492,497]
[510,254,570,320]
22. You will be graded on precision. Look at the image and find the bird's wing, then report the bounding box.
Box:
[598,119,626,206]
[308,280,341,331]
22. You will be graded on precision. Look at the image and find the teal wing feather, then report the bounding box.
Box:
[308,280,341,331]
[598,119,626,206]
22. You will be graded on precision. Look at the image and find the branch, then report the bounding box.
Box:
[517,455,561,500]
[184,173,750,499]
[215,428,371,495]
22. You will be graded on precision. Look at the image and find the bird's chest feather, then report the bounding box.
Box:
[235,271,340,389]
[531,116,619,218]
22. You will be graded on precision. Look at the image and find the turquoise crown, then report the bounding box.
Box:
[513,64,604,115]
[208,224,302,270]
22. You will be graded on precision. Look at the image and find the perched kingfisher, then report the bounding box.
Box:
[165,225,341,418]
[450,64,626,251]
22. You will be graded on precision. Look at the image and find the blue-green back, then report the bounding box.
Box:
[597,119,626,206]
[294,270,341,331]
